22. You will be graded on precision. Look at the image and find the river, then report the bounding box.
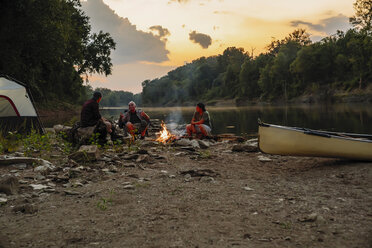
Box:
[95,104,372,137]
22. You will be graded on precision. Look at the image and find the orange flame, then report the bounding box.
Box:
[156,121,176,144]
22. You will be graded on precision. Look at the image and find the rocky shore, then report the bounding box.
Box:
[0,123,371,247]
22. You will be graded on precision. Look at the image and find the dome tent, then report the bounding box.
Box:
[0,75,44,134]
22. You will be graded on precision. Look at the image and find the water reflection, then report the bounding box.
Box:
[99,104,372,136]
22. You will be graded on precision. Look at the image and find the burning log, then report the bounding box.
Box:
[155,121,177,144]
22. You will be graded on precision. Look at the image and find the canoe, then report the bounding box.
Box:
[258,120,372,161]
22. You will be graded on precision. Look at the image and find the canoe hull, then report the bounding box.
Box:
[258,124,372,161]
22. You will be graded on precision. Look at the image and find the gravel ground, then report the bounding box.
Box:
[0,140,371,248]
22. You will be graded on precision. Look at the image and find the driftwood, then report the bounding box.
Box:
[0,156,55,172]
[0,156,47,166]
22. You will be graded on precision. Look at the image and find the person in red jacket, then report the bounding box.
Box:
[119,101,150,139]
[186,102,211,138]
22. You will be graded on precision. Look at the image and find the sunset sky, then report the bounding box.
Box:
[81,0,355,93]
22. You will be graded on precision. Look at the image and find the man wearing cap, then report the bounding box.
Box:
[119,101,150,139]
[81,91,112,133]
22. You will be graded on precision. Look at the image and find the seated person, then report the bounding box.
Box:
[119,101,150,139]
[186,102,212,138]
[80,91,112,133]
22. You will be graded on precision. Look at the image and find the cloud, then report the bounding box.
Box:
[81,0,169,64]
[290,14,352,36]
[149,25,170,41]
[189,31,212,49]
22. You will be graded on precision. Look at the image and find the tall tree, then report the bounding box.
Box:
[0,0,116,102]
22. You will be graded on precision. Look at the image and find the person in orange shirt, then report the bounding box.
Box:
[119,101,150,139]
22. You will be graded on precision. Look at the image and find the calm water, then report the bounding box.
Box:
[97,104,372,137]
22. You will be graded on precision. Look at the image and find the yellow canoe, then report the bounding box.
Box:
[258,121,372,161]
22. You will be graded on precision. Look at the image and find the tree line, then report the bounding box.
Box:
[83,86,142,107]
[142,0,372,105]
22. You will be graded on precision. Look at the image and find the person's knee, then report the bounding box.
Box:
[126,122,134,132]
[186,124,193,131]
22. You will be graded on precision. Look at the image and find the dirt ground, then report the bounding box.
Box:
[0,139,371,248]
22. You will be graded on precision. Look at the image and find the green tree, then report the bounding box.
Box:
[0,0,115,102]
[349,0,372,31]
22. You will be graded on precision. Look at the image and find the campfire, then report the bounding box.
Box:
[155,121,177,144]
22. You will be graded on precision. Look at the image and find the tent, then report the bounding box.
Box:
[0,75,44,134]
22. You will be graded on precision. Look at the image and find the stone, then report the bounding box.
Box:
[190,140,200,149]
[174,152,186,156]
[53,124,72,134]
[64,190,80,195]
[40,159,55,168]
[136,154,155,164]
[184,174,191,182]
[13,204,38,214]
[258,155,272,162]
[99,157,112,162]
[69,145,100,162]
[34,160,55,173]
[0,197,7,204]
[35,174,46,180]
[198,140,211,149]
[0,176,19,195]
[174,139,193,147]
[299,213,318,222]
[76,126,95,137]
[232,144,258,152]
[123,185,135,190]
[200,176,215,183]
[108,165,118,173]
[30,184,49,190]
